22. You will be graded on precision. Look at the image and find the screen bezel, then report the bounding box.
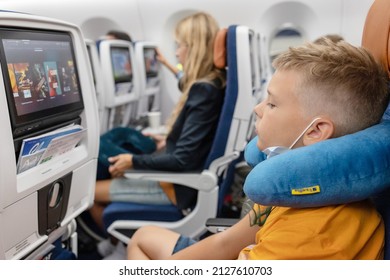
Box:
[0,27,84,137]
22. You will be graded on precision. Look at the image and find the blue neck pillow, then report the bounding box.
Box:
[244,117,390,207]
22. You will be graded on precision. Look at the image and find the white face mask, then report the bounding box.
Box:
[262,117,321,159]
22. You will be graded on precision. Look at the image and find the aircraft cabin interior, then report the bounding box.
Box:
[0,0,389,267]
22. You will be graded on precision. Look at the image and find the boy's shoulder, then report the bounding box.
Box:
[253,200,383,259]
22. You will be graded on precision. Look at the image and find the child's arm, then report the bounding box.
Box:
[168,212,260,260]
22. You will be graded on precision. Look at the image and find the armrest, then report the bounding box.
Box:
[124,151,241,192]
[124,169,218,192]
[209,151,240,176]
[206,217,239,233]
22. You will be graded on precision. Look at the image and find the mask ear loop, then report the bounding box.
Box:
[249,205,274,226]
[289,117,322,149]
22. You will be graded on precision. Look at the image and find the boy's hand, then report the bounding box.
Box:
[108,154,133,177]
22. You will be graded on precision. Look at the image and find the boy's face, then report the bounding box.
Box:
[254,69,310,151]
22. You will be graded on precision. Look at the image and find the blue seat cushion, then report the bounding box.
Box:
[102,202,184,229]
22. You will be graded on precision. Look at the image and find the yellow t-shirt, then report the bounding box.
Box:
[240,200,384,260]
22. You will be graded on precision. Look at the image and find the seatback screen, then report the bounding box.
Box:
[110,46,133,84]
[0,27,84,137]
[144,47,159,78]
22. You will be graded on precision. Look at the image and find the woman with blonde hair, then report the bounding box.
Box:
[90,11,226,256]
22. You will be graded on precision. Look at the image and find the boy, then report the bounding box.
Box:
[127,39,389,260]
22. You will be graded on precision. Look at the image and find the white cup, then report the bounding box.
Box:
[147,111,161,129]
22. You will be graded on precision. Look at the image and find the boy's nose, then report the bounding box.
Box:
[254,101,265,119]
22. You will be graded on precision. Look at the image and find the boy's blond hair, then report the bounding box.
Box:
[273,39,389,137]
[313,34,344,45]
[165,12,226,132]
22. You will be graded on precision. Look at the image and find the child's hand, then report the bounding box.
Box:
[108,153,133,177]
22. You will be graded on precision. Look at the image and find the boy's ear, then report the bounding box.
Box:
[303,117,334,145]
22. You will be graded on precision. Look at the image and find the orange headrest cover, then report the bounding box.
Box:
[214,28,228,69]
[361,0,390,78]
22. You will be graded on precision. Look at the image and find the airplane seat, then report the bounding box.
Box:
[255,32,272,103]
[0,11,99,259]
[102,25,257,244]
[85,39,107,133]
[361,0,390,260]
[132,41,162,129]
[372,189,390,260]
[98,39,139,134]
[95,39,103,53]
[246,29,263,103]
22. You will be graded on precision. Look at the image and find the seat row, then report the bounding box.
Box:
[99,25,264,244]
[85,39,162,134]
[96,8,390,260]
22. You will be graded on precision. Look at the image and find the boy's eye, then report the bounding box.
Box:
[267,103,276,109]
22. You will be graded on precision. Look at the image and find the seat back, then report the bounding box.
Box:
[98,39,139,134]
[255,32,272,103]
[361,0,390,260]
[102,25,257,243]
[205,26,257,170]
[207,26,258,214]
[361,0,390,78]
[133,41,161,123]
[85,39,107,133]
